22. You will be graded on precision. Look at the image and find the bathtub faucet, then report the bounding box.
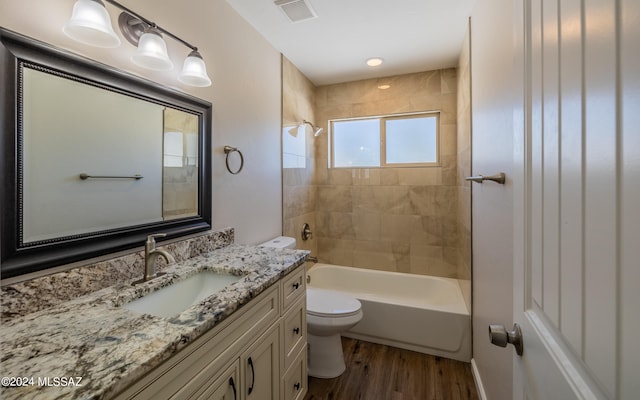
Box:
[306,255,318,263]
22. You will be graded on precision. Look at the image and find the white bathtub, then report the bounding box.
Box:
[307,263,471,362]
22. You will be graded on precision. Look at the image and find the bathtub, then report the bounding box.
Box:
[307,263,471,362]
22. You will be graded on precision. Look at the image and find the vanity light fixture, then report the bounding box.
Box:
[178,50,212,87]
[131,24,173,71]
[63,0,121,48]
[63,0,212,87]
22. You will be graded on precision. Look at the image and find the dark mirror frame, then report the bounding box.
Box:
[0,28,212,279]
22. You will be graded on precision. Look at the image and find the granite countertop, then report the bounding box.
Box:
[0,244,309,400]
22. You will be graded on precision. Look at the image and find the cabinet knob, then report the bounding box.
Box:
[293,282,300,290]
[293,327,300,335]
[294,382,301,391]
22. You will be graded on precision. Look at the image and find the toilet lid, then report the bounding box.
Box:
[307,287,362,317]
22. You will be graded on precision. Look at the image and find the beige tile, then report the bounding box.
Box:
[315,211,330,237]
[328,212,355,239]
[441,68,457,94]
[389,186,414,214]
[328,169,353,185]
[409,94,442,113]
[396,167,442,186]
[423,70,443,94]
[352,99,412,117]
[381,214,420,243]
[380,168,399,185]
[326,81,375,106]
[317,185,352,212]
[392,243,411,273]
[410,216,444,246]
[440,94,458,124]
[409,244,443,276]
[318,238,354,266]
[352,168,381,185]
[352,210,382,241]
[408,186,438,216]
[442,166,458,186]
[317,103,354,121]
[353,240,396,272]
[353,186,413,214]
[315,86,328,108]
[440,124,458,156]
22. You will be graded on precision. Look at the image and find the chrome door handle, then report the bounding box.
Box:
[465,172,506,184]
[489,323,523,356]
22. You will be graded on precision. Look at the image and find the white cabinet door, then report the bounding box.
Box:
[194,361,240,400]
[242,325,280,400]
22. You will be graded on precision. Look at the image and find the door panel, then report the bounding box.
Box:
[513,0,639,398]
[620,1,640,398]
[558,0,584,358]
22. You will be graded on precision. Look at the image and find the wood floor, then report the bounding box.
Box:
[304,337,479,400]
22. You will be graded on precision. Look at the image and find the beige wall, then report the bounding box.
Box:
[1,0,283,248]
[282,57,317,256]
[313,69,466,279]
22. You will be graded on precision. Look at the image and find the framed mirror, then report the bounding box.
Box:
[1,29,212,278]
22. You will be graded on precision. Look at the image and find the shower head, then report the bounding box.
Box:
[303,120,324,136]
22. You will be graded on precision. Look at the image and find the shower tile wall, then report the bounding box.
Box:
[314,69,466,278]
[282,56,317,256]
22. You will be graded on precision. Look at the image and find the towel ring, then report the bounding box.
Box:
[224,145,244,174]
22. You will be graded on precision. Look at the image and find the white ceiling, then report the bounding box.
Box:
[225,0,476,86]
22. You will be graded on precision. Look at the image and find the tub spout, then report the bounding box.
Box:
[306,255,318,263]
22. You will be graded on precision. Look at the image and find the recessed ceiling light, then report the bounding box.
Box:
[366,57,384,67]
[377,84,391,90]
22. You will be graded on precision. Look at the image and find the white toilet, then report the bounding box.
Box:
[258,236,363,379]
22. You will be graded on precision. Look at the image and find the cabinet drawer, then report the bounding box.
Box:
[282,347,307,400]
[282,296,306,371]
[281,265,305,311]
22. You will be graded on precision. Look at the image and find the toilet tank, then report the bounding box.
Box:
[258,236,296,249]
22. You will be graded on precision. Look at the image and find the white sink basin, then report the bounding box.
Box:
[123,271,243,318]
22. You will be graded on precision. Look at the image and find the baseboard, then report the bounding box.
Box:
[471,358,488,400]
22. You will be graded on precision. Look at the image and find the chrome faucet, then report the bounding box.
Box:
[134,233,175,284]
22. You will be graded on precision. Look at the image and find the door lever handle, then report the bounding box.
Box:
[465,172,506,184]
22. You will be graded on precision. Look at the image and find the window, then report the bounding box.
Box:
[329,112,439,168]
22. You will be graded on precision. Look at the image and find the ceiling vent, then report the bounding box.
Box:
[275,0,318,23]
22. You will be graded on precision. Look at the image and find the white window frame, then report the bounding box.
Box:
[328,111,441,168]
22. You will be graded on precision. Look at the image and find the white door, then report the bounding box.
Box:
[510,0,640,399]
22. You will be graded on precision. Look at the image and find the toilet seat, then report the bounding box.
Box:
[307,287,361,318]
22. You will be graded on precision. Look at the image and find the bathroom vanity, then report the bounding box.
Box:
[0,243,308,400]
[115,260,307,400]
